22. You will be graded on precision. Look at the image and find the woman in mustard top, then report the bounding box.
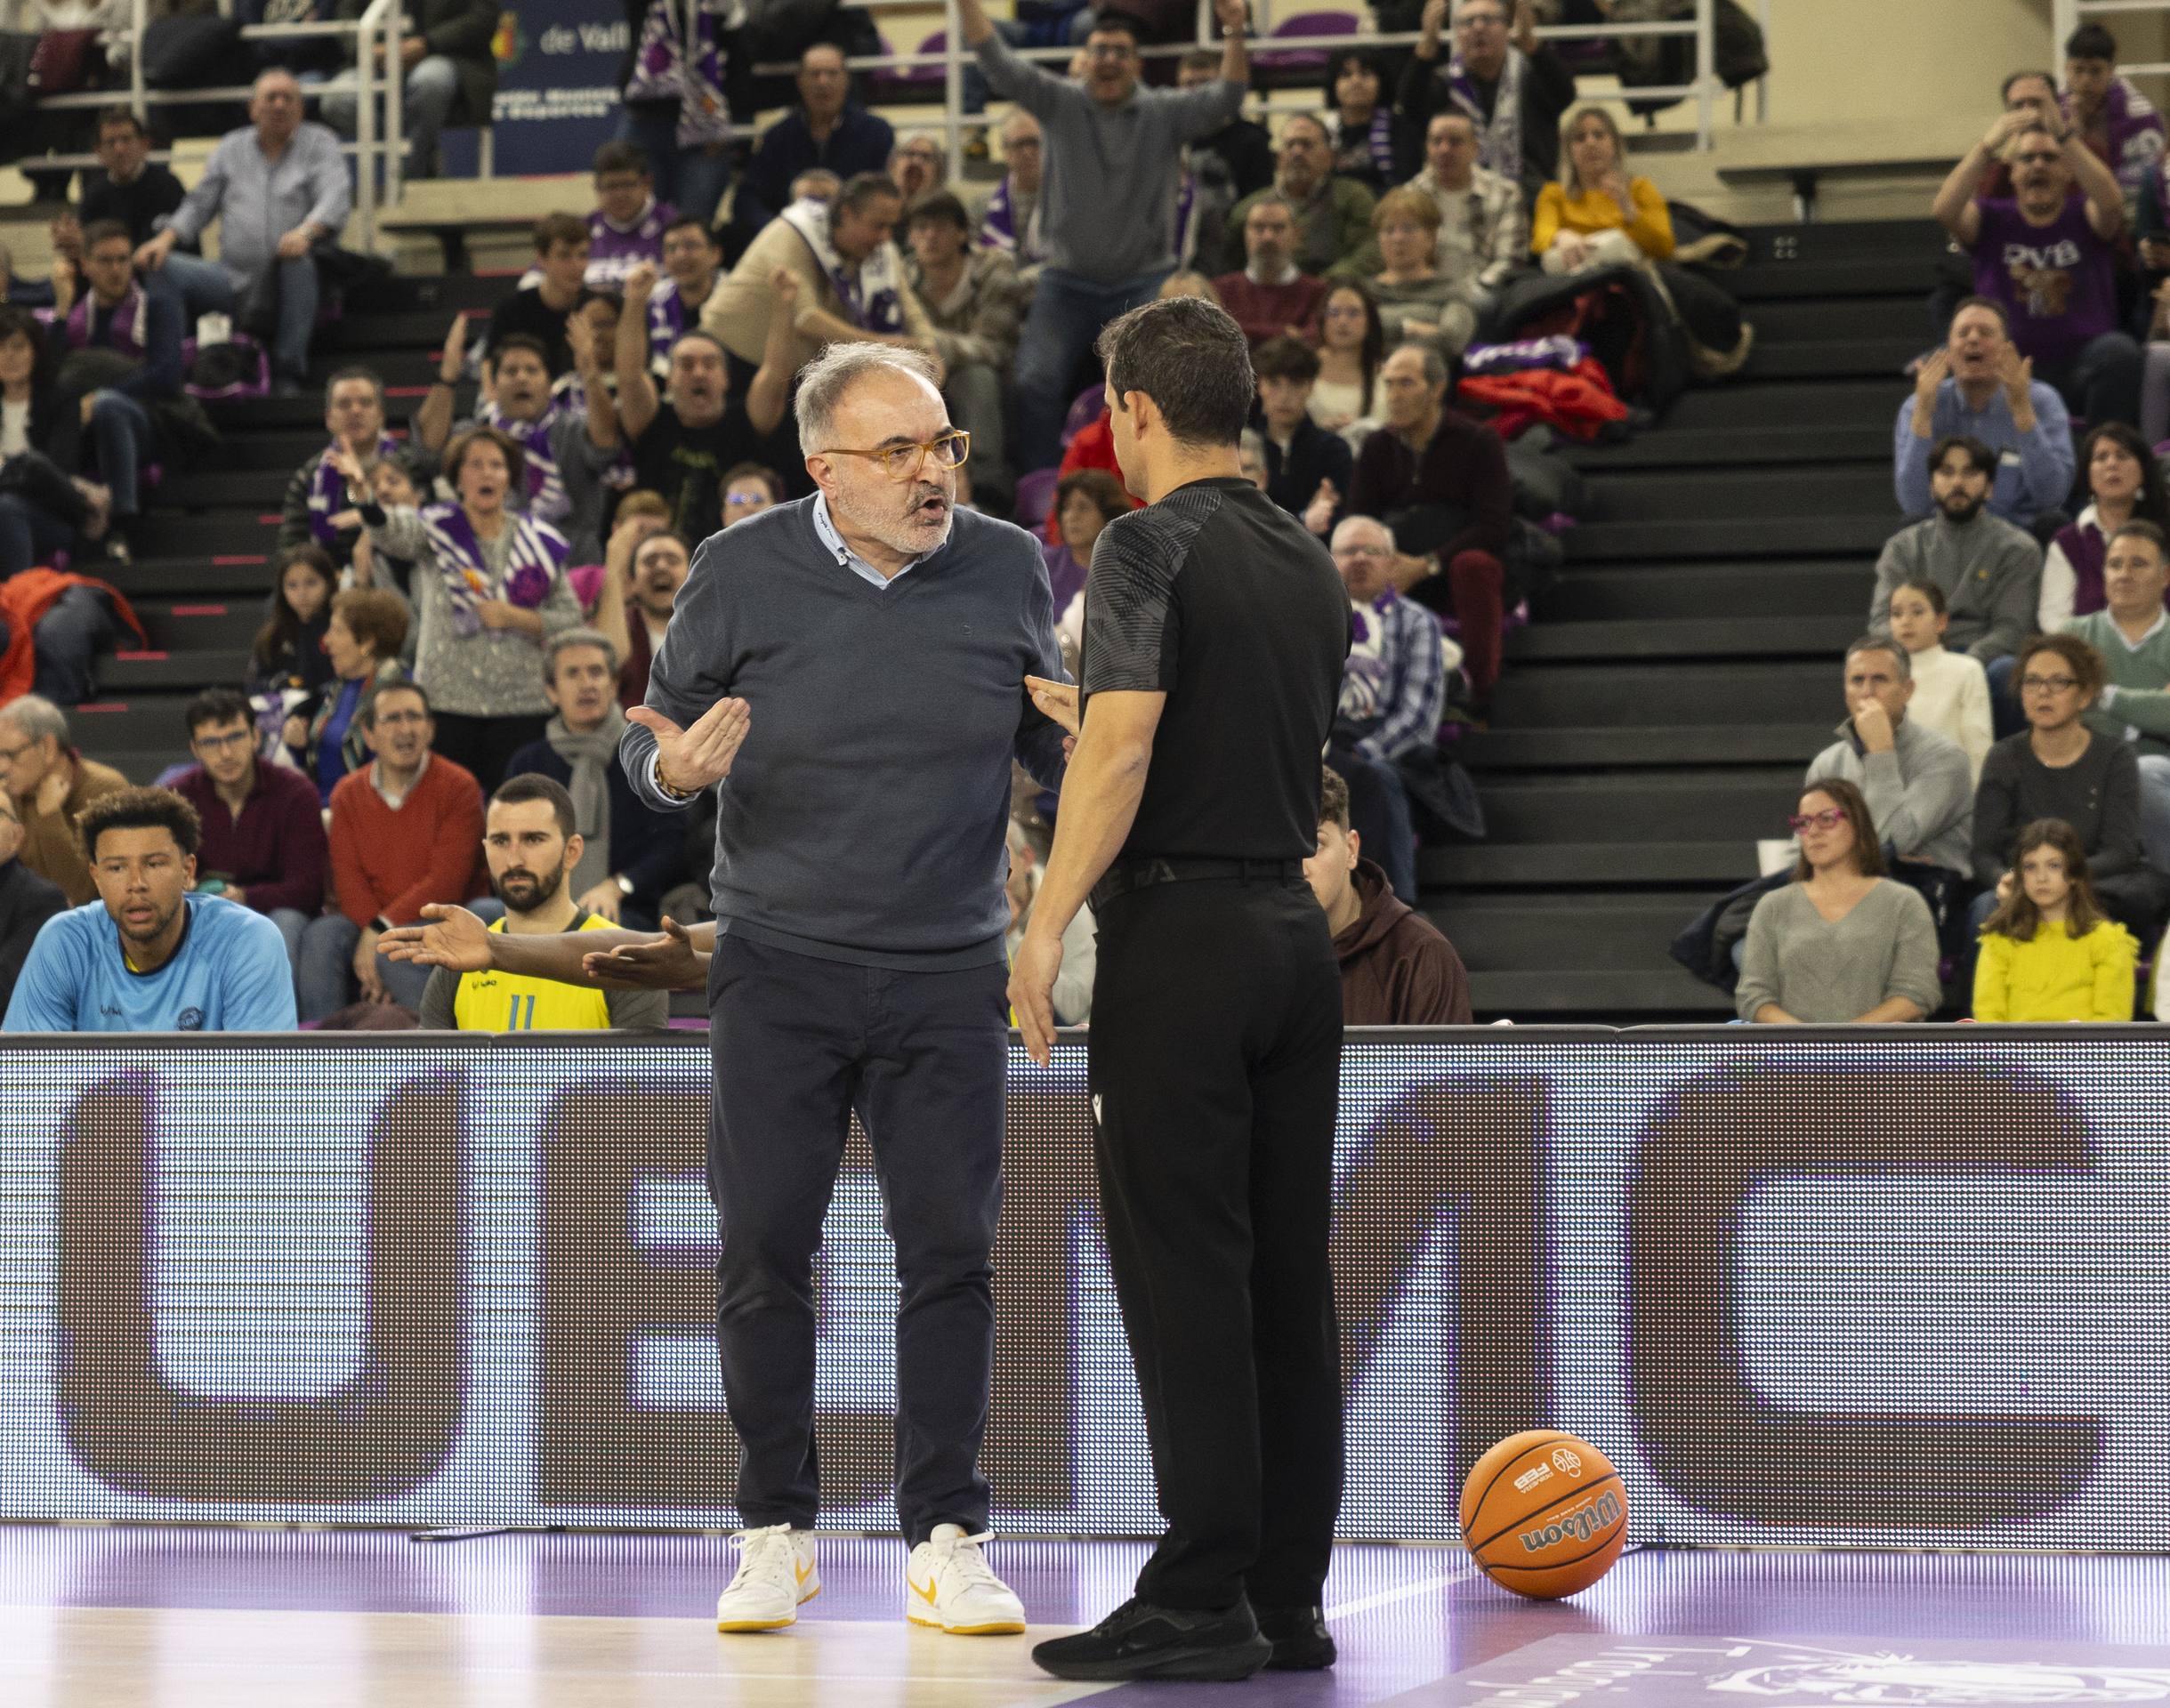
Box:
[1972,818,2138,1021]
[1530,106,1749,368]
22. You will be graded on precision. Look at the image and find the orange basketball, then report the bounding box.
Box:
[1458,1430,1627,1599]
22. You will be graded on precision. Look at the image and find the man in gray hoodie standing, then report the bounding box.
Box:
[959,0,1254,472]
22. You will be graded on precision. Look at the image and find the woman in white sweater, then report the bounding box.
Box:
[1887,578,1993,784]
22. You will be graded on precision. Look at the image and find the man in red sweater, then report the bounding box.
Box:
[1212,198,1327,350]
[300,681,486,1019]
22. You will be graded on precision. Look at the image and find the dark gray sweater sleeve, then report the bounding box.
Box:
[621,530,736,813]
[1978,533,2045,664]
[1971,742,2019,888]
[1015,536,1069,792]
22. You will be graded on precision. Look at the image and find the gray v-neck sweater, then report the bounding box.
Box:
[622,499,1069,969]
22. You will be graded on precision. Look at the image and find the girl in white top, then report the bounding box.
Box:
[1311,282,1383,448]
[1888,577,1993,784]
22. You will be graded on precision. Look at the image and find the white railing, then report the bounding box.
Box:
[28,0,404,247]
[757,0,1738,183]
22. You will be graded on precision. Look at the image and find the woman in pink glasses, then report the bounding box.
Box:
[1733,777,1943,1025]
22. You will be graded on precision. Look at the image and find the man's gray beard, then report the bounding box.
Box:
[834,484,953,558]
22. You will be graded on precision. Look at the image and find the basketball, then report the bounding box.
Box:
[1459,1431,1628,1600]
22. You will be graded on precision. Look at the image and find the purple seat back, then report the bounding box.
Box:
[1254,10,1357,74]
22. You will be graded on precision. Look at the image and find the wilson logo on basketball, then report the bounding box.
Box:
[1517,1488,1622,1555]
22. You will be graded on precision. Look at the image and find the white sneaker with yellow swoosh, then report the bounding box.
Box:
[906,1524,1026,1634]
[715,1524,820,1631]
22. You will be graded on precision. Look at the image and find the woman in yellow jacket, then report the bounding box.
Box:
[1530,106,1750,370]
[1973,818,2138,1021]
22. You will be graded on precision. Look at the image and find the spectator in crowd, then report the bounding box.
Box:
[169,687,329,978]
[278,367,397,572]
[1238,428,1269,489]
[710,176,940,378]
[50,109,184,282]
[1005,819,1094,1026]
[503,628,686,931]
[0,791,62,1017]
[1407,110,1526,335]
[905,190,1027,514]
[335,427,581,791]
[642,216,725,379]
[964,0,1249,473]
[1935,114,2141,431]
[1973,816,2138,1020]
[723,463,783,526]
[249,543,338,701]
[2063,22,2166,221]
[305,681,485,1018]
[1254,335,1352,539]
[1885,579,1995,785]
[980,109,1049,272]
[1307,763,1471,1024]
[418,770,670,1030]
[1400,0,1576,203]
[1533,107,1747,366]
[889,134,948,204]
[1366,188,1472,355]
[1328,514,1447,904]
[625,268,794,544]
[2041,423,2170,627]
[0,307,109,581]
[484,215,598,380]
[585,140,679,293]
[321,0,496,181]
[1869,436,2042,679]
[1804,637,1975,876]
[1214,197,1329,350]
[134,70,350,397]
[734,44,898,247]
[1227,116,1377,279]
[6,786,295,1032]
[1323,51,1409,193]
[2062,520,2170,870]
[0,695,125,906]
[1311,281,1385,436]
[1972,632,2166,944]
[1042,467,1126,623]
[617,0,744,232]
[1348,342,1513,709]
[1987,70,2064,199]
[416,319,621,568]
[1735,778,1942,1026]
[596,525,689,709]
[1174,48,1273,203]
[1896,296,2073,532]
[285,586,411,805]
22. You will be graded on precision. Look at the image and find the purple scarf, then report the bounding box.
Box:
[1445,45,1524,181]
[65,284,142,356]
[2054,512,2109,617]
[623,0,732,150]
[1330,109,1398,182]
[2069,76,2167,200]
[779,201,905,334]
[422,501,569,639]
[978,173,1043,263]
[477,400,568,526]
[309,433,399,546]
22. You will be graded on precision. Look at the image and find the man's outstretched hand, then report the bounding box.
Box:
[581,914,712,990]
[378,904,493,971]
[629,697,751,794]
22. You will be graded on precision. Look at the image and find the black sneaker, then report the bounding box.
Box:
[1255,1604,1336,1671]
[1030,1596,1272,1682]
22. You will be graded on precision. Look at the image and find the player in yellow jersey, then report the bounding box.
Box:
[413,773,669,1031]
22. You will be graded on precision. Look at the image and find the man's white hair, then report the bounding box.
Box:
[1330,514,1393,550]
[794,342,943,451]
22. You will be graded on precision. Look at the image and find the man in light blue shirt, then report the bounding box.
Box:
[1896,296,2075,531]
[6,786,296,1033]
[133,68,352,395]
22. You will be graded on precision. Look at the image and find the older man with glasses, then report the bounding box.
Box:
[0,694,127,907]
[0,787,64,1017]
[619,342,1068,1639]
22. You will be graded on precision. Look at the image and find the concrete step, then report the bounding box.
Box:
[1536,559,1868,622]
[1489,660,1832,727]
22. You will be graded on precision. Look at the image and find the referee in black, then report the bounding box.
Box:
[1008,295,1351,1684]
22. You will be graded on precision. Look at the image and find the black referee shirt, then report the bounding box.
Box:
[1080,476,1349,863]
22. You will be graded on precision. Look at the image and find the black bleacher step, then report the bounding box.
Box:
[1428,891,1722,966]
[1489,660,1831,726]
[1454,724,1828,770]
[1565,514,1891,560]
[1743,218,1944,258]
[1421,840,1756,887]
[139,514,282,556]
[104,650,250,691]
[1738,296,1929,344]
[105,557,278,597]
[68,697,194,754]
[1563,424,1887,470]
[1663,378,1898,432]
[1504,614,1859,662]
[1537,560,1867,622]
[323,309,470,350]
[1745,337,1917,381]
[133,600,262,650]
[1471,769,1798,845]
[1727,257,1940,303]
[1578,463,1889,523]
[1464,967,1731,1018]
[159,469,292,508]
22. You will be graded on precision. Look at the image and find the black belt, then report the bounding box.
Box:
[1091,857,1305,911]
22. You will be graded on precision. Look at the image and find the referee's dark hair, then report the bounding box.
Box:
[1096,295,1256,449]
